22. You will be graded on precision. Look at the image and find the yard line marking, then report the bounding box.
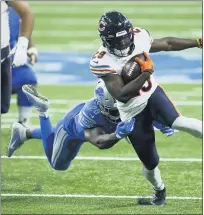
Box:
[30,1,200,6]
[9,99,202,106]
[1,193,202,200]
[32,7,201,15]
[37,18,201,27]
[1,156,201,162]
[33,30,201,38]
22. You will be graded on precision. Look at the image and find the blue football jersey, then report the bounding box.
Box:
[78,99,117,133]
[9,7,20,49]
[61,99,117,142]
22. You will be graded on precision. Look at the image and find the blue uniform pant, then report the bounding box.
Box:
[38,117,83,171]
[12,64,37,107]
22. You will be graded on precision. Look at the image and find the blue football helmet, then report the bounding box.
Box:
[98,11,135,57]
[95,79,120,123]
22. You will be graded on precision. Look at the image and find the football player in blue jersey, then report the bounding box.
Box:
[9,7,38,125]
[8,80,174,171]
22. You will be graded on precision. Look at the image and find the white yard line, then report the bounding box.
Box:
[1,156,201,162]
[1,193,202,200]
[32,30,201,38]
[9,99,202,106]
[30,2,200,6]
[32,7,201,15]
[37,18,201,27]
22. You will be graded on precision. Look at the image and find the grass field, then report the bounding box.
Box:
[28,1,202,52]
[1,84,202,214]
[1,1,202,214]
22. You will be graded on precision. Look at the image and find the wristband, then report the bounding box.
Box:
[17,36,29,49]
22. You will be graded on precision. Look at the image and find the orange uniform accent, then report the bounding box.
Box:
[135,52,154,72]
[159,85,181,116]
[90,68,117,73]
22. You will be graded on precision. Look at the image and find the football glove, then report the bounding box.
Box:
[135,52,154,74]
[153,121,174,137]
[160,127,174,137]
[197,38,202,48]
[12,36,29,67]
[115,118,135,139]
[27,46,38,65]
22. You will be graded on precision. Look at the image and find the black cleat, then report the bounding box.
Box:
[151,187,166,206]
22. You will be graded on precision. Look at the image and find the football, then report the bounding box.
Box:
[121,53,145,84]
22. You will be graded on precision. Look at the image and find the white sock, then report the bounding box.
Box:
[38,110,49,118]
[143,166,165,191]
[18,106,32,124]
[172,116,202,139]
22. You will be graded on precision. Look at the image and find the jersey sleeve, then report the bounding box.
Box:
[134,27,153,45]
[78,100,101,129]
[90,48,117,77]
[141,28,154,45]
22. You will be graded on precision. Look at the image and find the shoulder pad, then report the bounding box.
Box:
[78,99,101,128]
[90,49,117,77]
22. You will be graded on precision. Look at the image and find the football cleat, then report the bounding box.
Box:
[22,84,50,112]
[151,187,166,206]
[7,122,27,157]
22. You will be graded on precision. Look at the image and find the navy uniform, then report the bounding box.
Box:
[1,1,11,113]
[90,27,180,170]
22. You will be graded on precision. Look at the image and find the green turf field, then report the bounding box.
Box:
[1,84,202,214]
[28,1,202,52]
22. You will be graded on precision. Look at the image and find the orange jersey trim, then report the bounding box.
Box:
[90,68,117,73]
[159,85,181,116]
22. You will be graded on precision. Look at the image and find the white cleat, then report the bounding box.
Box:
[22,84,50,112]
[7,122,27,157]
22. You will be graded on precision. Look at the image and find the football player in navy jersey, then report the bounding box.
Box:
[89,11,202,205]
[9,7,38,125]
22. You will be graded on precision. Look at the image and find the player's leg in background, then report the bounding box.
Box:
[1,50,12,114]
[128,107,166,205]
[149,85,202,139]
[12,64,37,125]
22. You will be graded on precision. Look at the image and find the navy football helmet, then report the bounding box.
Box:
[98,11,135,57]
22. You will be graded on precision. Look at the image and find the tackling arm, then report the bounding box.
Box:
[84,127,119,149]
[150,37,202,53]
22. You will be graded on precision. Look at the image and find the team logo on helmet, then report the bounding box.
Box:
[95,87,104,101]
[98,21,105,32]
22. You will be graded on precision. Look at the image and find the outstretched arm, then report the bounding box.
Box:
[84,127,119,149]
[150,37,202,53]
[84,119,135,149]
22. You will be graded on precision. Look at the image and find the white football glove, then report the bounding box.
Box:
[27,46,38,65]
[12,36,29,67]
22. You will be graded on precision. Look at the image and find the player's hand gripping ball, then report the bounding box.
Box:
[121,52,154,84]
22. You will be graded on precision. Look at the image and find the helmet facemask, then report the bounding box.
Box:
[102,31,134,57]
[98,101,120,123]
[95,79,120,123]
